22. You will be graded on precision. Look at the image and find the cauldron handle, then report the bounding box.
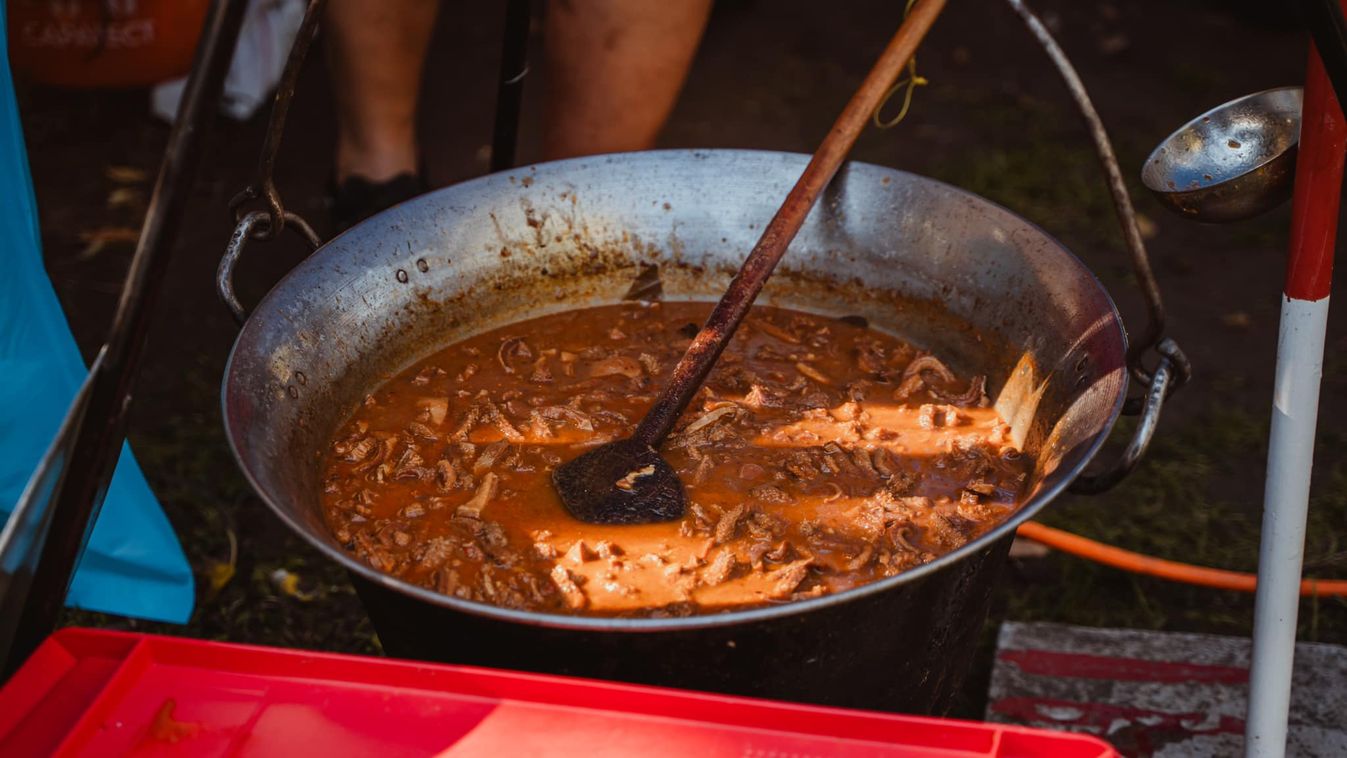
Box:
[1068,339,1189,494]
[1010,0,1192,492]
[218,210,321,325]
[219,0,326,325]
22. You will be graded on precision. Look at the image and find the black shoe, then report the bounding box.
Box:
[329,172,427,232]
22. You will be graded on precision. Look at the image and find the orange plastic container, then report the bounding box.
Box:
[0,628,1119,757]
[8,0,210,88]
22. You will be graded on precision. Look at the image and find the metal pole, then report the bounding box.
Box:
[0,352,101,670]
[1,0,250,674]
[1299,0,1347,107]
[1244,25,1345,758]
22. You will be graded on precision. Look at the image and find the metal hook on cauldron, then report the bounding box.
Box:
[218,210,322,324]
[220,0,535,322]
[217,0,324,326]
[1005,0,1192,493]
[218,0,324,326]
[227,0,326,241]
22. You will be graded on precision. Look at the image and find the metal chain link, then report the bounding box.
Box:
[227,0,328,239]
[1007,0,1191,399]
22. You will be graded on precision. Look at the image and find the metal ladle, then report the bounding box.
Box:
[1142,87,1303,223]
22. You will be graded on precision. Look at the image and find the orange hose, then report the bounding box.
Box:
[1015,521,1347,597]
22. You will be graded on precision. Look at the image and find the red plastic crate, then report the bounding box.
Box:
[0,628,1116,757]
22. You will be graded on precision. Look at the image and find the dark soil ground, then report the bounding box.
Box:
[18,0,1347,720]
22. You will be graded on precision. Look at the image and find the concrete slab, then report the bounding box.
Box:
[987,622,1347,757]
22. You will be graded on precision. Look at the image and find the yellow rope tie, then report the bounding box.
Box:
[873,0,930,129]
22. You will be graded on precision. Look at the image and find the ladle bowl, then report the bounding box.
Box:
[1142,86,1302,223]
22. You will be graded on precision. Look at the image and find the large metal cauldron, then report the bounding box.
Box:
[221,150,1126,713]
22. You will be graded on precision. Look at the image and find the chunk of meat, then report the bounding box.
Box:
[795,362,833,386]
[750,484,791,504]
[565,540,596,564]
[844,544,874,571]
[702,550,737,585]
[936,375,988,407]
[917,404,937,430]
[691,455,715,485]
[391,445,425,480]
[456,473,498,518]
[637,353,663,375]
[410,365,443,386]
[529,357,554,384]
[742,384,784,409]
[855,339,887,375]
[550,566,587,609]
[784,450,821,480]
[746,511,787,540]
[339,436,378,463]
[895,354,963,402]
[756,320,801,344]
[497,337,532,374]
[924,513,976,553]
[474,441,509,475]
[352,436,396,474]
[415,537,455,573]
[682,405,738,435]
[589,355,643,379]
[537,406,595,432]
[904,354,956,384]
[769,560,813,599]
[435,459,458,491]
[417,398,449,426]
[714,504,747,545]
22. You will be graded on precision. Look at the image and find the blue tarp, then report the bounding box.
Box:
[0,10,194,623]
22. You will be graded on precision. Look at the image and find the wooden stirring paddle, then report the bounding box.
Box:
[553,0,948,525]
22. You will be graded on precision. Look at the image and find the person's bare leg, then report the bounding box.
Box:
[326,0,439,182]
[543,0,712,160]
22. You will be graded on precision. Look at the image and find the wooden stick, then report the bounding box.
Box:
[631,0,948,446]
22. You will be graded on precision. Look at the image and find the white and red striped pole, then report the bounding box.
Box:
[1244,29,1345,758]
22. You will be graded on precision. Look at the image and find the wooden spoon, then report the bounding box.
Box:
[553,0,948,525]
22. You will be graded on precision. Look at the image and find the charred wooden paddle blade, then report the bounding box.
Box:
[552,439,685,525]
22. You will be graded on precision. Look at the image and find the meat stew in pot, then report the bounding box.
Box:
[320,302,1029,617]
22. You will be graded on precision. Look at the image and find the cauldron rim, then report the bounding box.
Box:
[223,149,1127,633]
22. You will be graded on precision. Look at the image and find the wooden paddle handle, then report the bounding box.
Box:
[632,0,948,447]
